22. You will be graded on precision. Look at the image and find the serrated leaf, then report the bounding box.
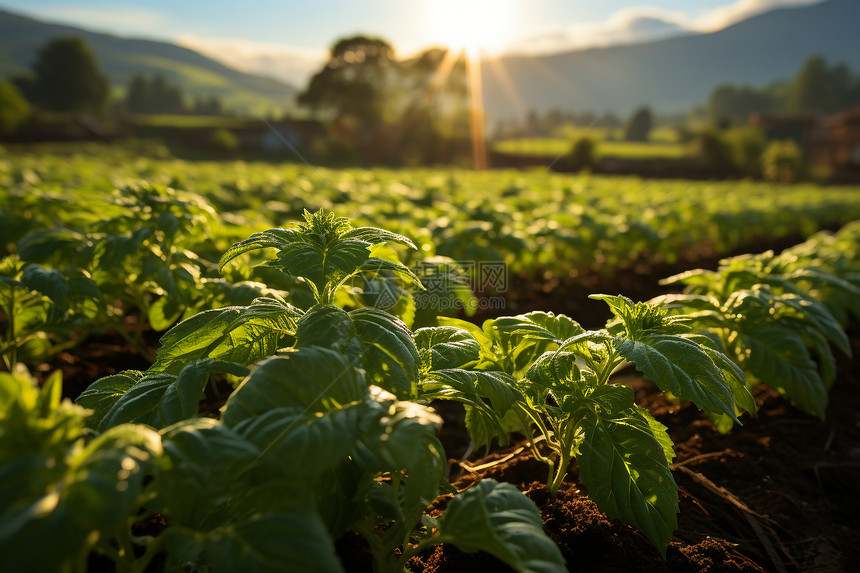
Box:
[222,348,366,427]
[152,297,302,374]
[617,334,737,420]
[740,327,827,418]
[573,402,678,555]
[75,371,142,429]
[491,311,584,344]
[434,479,566,573]
[350,308,419,399]
[97,360,248,430]
[218,228,300,273]
[413,326,480,372]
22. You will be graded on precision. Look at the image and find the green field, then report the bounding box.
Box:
[4,142,860,572]
[4,142,859,281]
[493,137,690,159]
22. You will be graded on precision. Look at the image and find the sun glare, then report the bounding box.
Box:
[423,0,516,56]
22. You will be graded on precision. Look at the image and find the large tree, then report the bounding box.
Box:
[298,36,395,126]
[32,37,109,113]
[787,55,857,114]
[624,106,653,142]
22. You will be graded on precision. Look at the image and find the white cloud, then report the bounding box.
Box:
[695,0,822,31]
[177,35,326,86]
[29,4,174,38]
[508,0,822,55]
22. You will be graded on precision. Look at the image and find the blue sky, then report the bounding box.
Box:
[0,0,821,84]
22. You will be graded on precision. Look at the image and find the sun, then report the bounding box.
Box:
[422,0,516,56]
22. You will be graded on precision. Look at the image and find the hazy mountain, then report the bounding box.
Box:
[0,8,297,114]
[482,0,860,120]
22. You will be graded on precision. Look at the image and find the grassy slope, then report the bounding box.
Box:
[0,8,296,115]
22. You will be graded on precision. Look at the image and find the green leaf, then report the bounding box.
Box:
[342,226,417,248]
[218,228,300,273]
[434,479,566,573]
[573,402,678,555]
[296,306,420,399]
[740,327,828,418]
[152,297,302,374]
[350,308,420,399]
[157,419,262,526]
[697,343,757,417]
[359,257,423,289]
[616,334,737,420]
[16,228,87,264]
[222,348,366,427]
[75,371,143,428]
[295,305,356,351]
[353,398,445,516]
[414,326,481,372]
[592,294,689,337]
[235,405,365,480]
[491,311,584,344]
[778,294,850,356]
[96,360,249,430]
[0,424,162,573]
[164,508,345,573]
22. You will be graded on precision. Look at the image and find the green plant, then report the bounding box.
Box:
[0,254,100,370]
[658,249,855,424]
[47,208,564,572]
[435,296,753,554]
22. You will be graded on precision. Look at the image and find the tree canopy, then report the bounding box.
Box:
[31,37,109,113]
[298,36,395,126]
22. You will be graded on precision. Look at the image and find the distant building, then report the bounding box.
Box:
[813,104,860,173]
[749,112,819,158]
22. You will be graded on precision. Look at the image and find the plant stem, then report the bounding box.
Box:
[596,346,622,387]
[115,326,156,363]
[548,422,578,499]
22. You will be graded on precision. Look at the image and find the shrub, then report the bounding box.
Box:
[762,139,804,183]
[563,136,598,171]
[210,128,238,152]
[0,80,30,134]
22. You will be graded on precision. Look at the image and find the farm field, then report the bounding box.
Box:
[3,143,860,572]
[493,137,690,160]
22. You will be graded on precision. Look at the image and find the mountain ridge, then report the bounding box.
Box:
[0,7,297,114]
[482,0,860,119]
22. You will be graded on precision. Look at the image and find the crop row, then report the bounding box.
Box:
[2,208,858,572]
[5,144,860,281]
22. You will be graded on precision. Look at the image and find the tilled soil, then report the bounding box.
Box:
[405,340,860,573]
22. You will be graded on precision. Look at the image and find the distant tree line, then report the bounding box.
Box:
[0,36,229,133]
[124,73,225,115]
[707,55,860,123]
